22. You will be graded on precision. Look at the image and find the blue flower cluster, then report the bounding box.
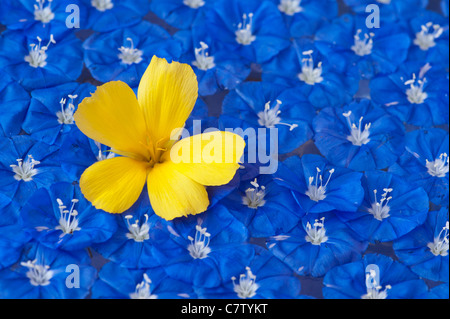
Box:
[0,0,448,299]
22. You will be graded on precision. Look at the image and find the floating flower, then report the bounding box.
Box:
[274,154,364,213]
[73,56,245,220]
[337,170,429,243]
[313,99,405,171]
[323,253,429,299]
[267,212,367,277]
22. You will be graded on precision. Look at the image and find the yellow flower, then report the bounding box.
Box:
[73,56,245,220]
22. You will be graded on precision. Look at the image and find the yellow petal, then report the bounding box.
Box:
[147,161,209,220]
[80,157,149,214]
[74,81,149,160]
[137,56,198,148]
[166,131,245,186]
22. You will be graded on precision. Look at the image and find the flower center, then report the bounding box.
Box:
[235,13,256,46]
[305,217,328,245]
[130,273,157,299]
[94,141,115,161]
[428,221,449,257]
[305,167,335,202]
[91,0,113,11]
[56,94,77,124]
[192,41,216,71]
[20,259,54,287]
[414,22,444,51]
[55,198,81,237]
[278,0,303,16]
[125,214,150,242]
[10,155,40,182]
[34,0,55,23]
[362,270,391,299]
[351,29,374,56]
[187,225,211,259]
[24,35,55,68]
[404,73,428,104]
[298,50,323,85]
[426,153,449,178]
[242,178,266,208]
[231,267,259,299]
[183,0,205,9]
[368,188,393,221]
[257,100,298,131]
[343,111,371,146]
[118,38,143,65]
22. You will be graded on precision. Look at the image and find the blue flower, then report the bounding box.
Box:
[407,10,449,69]
[267,212,367,277]
[389,128,449,206]
[393,207,449,283]
[175,15,252,96]
[91,261,196,299]
[274,154,364,213]
[20,182,117,251]
[426,283,449,299]
[323,253,429,299]
[220,81,314,154]
[262,38,359,109]
[0,70,30,137]
[196,246,302,298]
[200,0,290,64]
[0,242,96,298]
[313,99,405,171]
[266,0,338,38]
[80,0,149,32]
[314,14,411,79]
[83,21,182,87]
[442,0,449,17]
[337,170,429,243]
[22,82,96,146]
[150,0,217,30]
[0,135,69,207]
[343,0,429,22]
[370,61,449,127]
[219,174,305,238]
[150,204,253,288]
[0,28,83,91]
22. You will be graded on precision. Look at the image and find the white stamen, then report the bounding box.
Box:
[10,155,40,182]
[34,0,54,23]
[376,0,391,4]
[91,0,113,11]
[55,198,81,237]
[257,100,298,131]
[405,73,428,104]
[368,188,393,221]
[187,225,211,259]
[183,0,205,9]
[235,13,256,45]
[125,214,150,242]
[278,0,303,16]
[426,153,449,178]
[192,41,216,71]
[20,259,54,287]
[362,270,391,299]
[130,273,157,299]
[305,217,328,245]
[343,111,371,146]
[351,29,375,56]
[24,35,55,68]
[428,221,449,256]
[118,38,143,65]
[231,267,259,299]
[305,167,335,202]
[414,22,444,51]
[242,178,266,208]
[94,141,115,161]
[298,50,323,85]
[56,94,78,124]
